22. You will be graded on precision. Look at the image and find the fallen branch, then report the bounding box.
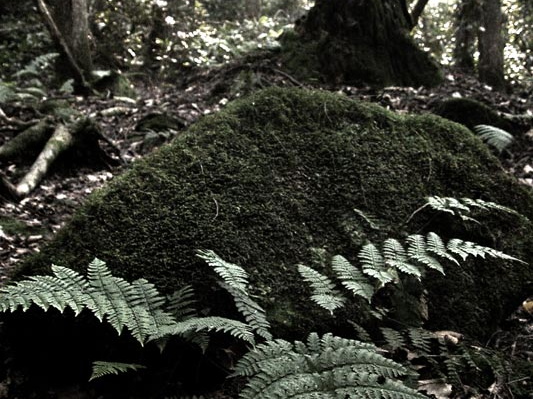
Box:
[0,107,41,130]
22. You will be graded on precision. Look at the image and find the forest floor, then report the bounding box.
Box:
[0,58,532,398]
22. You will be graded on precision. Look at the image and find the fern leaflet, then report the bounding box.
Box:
[89,361,145,381]
[359,243,395,286]
[331,255,374,302]
[298,264,346,315]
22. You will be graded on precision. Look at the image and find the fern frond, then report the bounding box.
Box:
[236,333,425,399]
[425,232,459,265]
[158,316,255,345]
[353,208,383,230]
[383,238,423,279]
[232,338,295,377]
[89,361,145,381]
[331,255,374,302]
[0,81,16,103]
[166,285,198,320]
[406,235,445,274]
[197,250,249,293]
[381,327,407,351]
[221,283,272,341]
[407,328,433,355]
[13,52,59,78]
[473,124,514,152]
[446,239,524,263]
[298,264,346,315]
[359,243,395,286]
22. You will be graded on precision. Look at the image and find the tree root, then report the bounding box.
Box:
[0,117,119,202]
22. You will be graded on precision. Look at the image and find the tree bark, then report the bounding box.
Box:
[293,0,441,87]
[453,0,479,71]
[410,0,429,28]
[478,0,506,90]
[36,0,93,92]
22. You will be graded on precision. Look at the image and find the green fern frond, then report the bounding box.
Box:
[426,196,523,221]
[222,283,272,341]
[473,124,514,152]
[425,232,459,265]
[406,235,445,274]
[407,328,433,355]
[446,239,524,263]
[156,316,255,345]
[331,255,374,302]
[359,243,395,286]
[383,239,423,279]
[298,264,346,315]
[381,327,407,351]
[89,361,145,381]
[166,285,197,320]
[197,250,249,293]
[353,208,383,230]
[235,332,425,399]
[13,52,59,78]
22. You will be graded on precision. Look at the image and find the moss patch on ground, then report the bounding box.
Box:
[15,87,533,341]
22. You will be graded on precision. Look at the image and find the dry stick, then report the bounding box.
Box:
[16,123,73,197]
[0,107,40,129]
[35,0,91,92]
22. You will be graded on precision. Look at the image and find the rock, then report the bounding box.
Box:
[15,87,533,341]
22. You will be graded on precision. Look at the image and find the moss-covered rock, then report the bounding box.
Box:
[15,87,533,341]
[431,97,514,131]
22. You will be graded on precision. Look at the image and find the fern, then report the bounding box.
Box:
[473,124,514,152]
[234,332,426,399]
[152,316,255,345]
[197,250,272,340]
[197,249,248,292]
[298,264,346,315]
[331,255,374,302]
[359,243,396,286]
[13,52,59,78]
[353,207,383,230]
[89,361,145,381]
[426,196,523,222]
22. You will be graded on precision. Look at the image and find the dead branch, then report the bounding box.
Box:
[0,107,41,130]
[16,123,73,197]
[410,0,430,29]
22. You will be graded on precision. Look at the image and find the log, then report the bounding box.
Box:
[16,123,73,197]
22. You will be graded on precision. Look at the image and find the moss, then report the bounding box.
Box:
[14,87,533,341]
[431,97,513,131]
[0,216,45,236]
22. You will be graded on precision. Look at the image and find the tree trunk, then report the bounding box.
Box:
[290,0,441,87]
[453,0,479,71]
[410,0,429,28]
[478,0,506,90]
[37,0,93,90]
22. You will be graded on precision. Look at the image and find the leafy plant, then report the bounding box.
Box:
[233,332,426,399]
[473,124,514,152]
[89,361,146,381]
[298,231,522,314]
[0,258,255,346]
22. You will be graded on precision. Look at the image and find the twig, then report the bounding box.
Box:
[0,107,40,129]
[268,67,304,87]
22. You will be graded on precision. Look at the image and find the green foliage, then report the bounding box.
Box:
[0,258,255,346]
[425,195,524,223]
[233,332,426,399]
[473,124,515,152]
[198,249,272,340]
[298,226,523,315]
[298,264,346,315]
[89,361,146,381]
[13,52,58,78]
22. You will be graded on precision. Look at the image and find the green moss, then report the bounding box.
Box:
[431,97,513,131]
[14,87,533,340]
